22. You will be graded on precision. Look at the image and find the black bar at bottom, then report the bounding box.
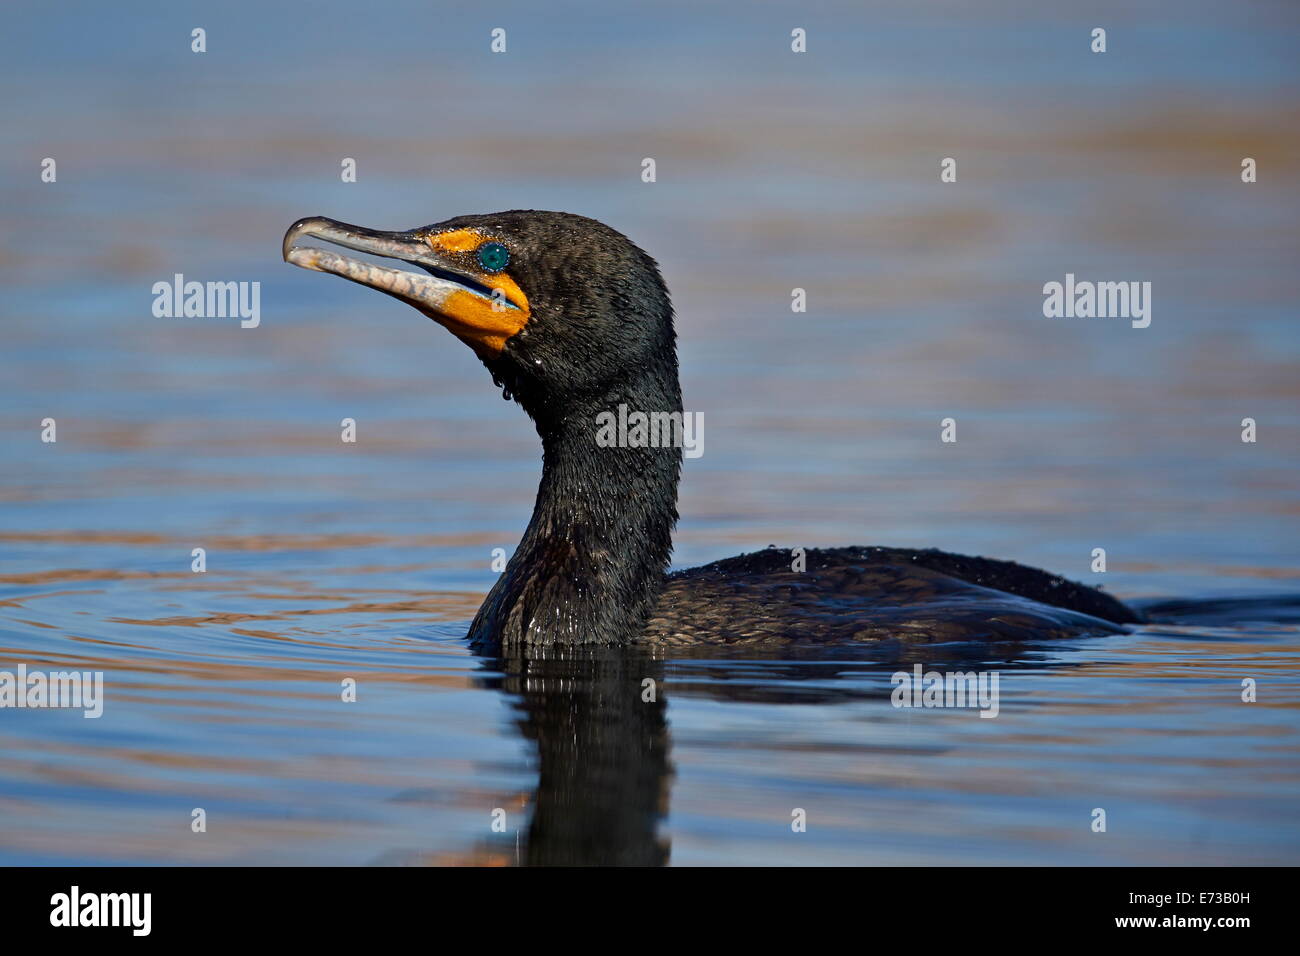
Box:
[0,866,1285,941]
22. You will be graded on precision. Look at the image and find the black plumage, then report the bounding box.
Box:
[284,209,1140,649]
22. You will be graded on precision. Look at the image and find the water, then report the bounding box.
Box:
[1,0,1298,864]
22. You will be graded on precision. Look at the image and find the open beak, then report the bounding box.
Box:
[282,216,529,357]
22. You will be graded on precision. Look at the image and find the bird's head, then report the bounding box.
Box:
[283,210,676,418]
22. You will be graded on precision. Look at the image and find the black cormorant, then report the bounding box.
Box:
[283,211,1140,649]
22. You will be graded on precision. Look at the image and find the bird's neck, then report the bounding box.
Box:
[468,361,683,648]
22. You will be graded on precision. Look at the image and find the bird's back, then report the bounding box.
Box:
[646,546,1139,647]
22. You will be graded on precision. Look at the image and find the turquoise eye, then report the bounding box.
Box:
[476,241,510,273]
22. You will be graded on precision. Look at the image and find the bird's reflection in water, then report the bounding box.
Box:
[472,635,1096,866]
[480,643,673,866]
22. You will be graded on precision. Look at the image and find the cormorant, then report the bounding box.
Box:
[283,211,1141,649]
